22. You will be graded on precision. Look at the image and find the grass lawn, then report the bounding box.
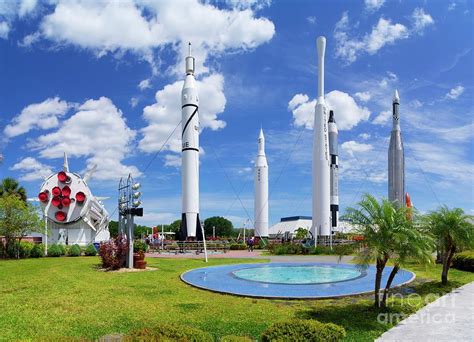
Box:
[0,257,472,341]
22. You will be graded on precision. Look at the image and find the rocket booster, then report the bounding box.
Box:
[388,90,405,207]
[328,110,339,229]
[180,43,202,240]
[254,128,269,238]
[312,36,331,238]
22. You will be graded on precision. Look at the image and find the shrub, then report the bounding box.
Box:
[48,244,63,257]
[85,244,97,256]
[99,235,128,270]
[230,243,247,250]
[261,319,346,342]
[124,323,213,342]
[133,240,149,253]
[68,244,81,257]
[452,251,474,272]
[58,244,67,256]
[19,241,34,258]
[220,335,253,342]
[30,244,45,258]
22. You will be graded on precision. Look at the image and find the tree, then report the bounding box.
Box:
[204,216,233,237]
[0,178,27,202]
[108,220,119,238]
[0,194,44,258]
[422,206,473,285]
[294,227,309,240]
[345,194,433,308]
[169,220,181,235]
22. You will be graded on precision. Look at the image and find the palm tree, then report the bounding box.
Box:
[346,194,433,308]
[422,206,473,285]
[0,178,27,202]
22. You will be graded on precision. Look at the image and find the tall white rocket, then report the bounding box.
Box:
[388,90,405,207]
[180,43,202,240]
[254,128,269,238]
[312,36,331,239]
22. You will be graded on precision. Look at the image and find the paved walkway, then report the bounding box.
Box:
[377,281,474,341]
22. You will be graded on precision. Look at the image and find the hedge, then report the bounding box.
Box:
[261,319,346,342]
[30,244,45,258]
[85,244,97,256]
[68,244,81,257]
[452,251,474,272]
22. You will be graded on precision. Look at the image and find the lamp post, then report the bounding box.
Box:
[118,174,143,269]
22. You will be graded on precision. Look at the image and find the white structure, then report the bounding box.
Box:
[268,216,356,239]
[328,110,339,230]
[180,43,202,240]
[312,36,331,238]
[38,153,109,246]
[254,128,269,238]
[388,89,405,207]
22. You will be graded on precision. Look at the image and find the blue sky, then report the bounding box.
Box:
[0,0,472,227]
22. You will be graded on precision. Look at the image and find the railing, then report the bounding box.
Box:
[149,241,230,254]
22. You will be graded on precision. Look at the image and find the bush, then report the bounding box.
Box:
[133,240,149,253]
[57,244,67,256]
[230,243,247,250]
[19,241,34,258]
[452,251,474,272]
[48,244,63,257]
[220,336,253,342]
[124,323,213,342]
[261,319,346,342]
[99,235,128,270]
[30,244,45,258]
[85,244,97,256]
[68,244,81,257]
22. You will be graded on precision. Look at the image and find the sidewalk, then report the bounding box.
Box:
[377,281,474,341]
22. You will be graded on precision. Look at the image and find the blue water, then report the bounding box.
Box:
[233,265,361,284]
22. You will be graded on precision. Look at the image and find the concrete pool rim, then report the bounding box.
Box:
[180,262,416,300]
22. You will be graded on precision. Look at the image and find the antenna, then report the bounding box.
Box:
[188,42,191,56]
[317,36,326,98]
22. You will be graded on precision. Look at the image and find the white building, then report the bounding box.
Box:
[268,216,356,239]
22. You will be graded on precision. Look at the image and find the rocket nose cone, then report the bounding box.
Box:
[259,128,264,138]
[393,89,400,103]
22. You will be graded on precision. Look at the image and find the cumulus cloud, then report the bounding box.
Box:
[0,21,10,39]
[28,97,140,181]
[373,110,391,126]
[445,85,464,100]
[365,0,385,12]
[25,0,275,75]
[4,97,70,138]
[18,0,38,17]
[341,141,373,156]
[288,91,370,130]
[359,133,371,140]
[139,73,226,157]
[138,79,151,90]
[334,10,433,64]
[10,157,53,181]
[354,91,371,102]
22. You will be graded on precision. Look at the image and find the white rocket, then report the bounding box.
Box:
[180,43,202,240]
[312,36,331,239]
[328,110,339,230]
[388,90,405,207]
[254,128,269,238]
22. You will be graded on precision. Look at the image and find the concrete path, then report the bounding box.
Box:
[377,281,474,341]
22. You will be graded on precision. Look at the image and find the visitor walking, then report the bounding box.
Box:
[247,236,254,252]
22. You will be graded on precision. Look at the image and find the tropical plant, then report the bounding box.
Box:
[345,194,433,308]
[99,235,128,270]
[294,227,309,240]
[0,178,27,202]
[422,206,473,284]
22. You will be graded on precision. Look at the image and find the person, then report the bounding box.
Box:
[247,236,254,252]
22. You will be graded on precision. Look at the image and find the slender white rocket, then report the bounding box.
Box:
[254,128,269,238]
[328,110,339,230]
[388,89,405,207]
[180,43,202,240]
[312,36,331,239]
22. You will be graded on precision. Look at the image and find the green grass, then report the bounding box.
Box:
[0,257,472,341]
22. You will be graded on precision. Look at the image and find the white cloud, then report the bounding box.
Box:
[409,99,423,108]
[448,2,456,11]
[373,110,391,126]
[307,16,316,24]
[129,97,139,108]
[288,91,370,130]
[445,85,464,100]
[138,78,151,90]
[4,97,70,138]
[18,0,37,18]
[10,157,53,181]
[223,0,272,10]
[411,8,434,34]
[28,97,140,181]
[359,133,371,140]
[354,91,371,102]
[341,141,373,157]
[365,0,385,11]
[365,18,409,54]
[164,154,181,168]
[28,0,275,75]
[0,21,10,39]
[139,73,226,156]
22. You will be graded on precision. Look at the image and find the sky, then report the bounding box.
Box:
[0,0,473,228]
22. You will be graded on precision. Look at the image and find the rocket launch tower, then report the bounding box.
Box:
[254,128,269,238]
[180,43,203,241]
[388,90,405,206]
[38,153,110,246]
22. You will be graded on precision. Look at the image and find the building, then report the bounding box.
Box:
[268,216,356,239]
